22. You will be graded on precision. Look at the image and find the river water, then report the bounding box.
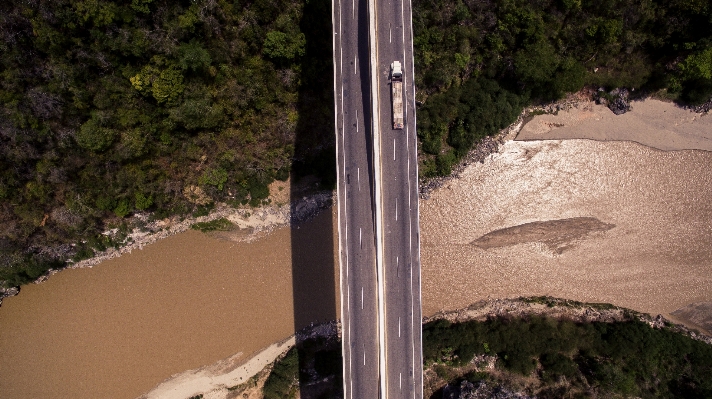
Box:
[420,139,712,318]
[0,210,339,399]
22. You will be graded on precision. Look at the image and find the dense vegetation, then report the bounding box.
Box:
[424,316,712,398]
[2,0,712,287]
[413,0,712,176]
[0,0,334,286]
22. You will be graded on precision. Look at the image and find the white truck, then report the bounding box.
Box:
[391,61,404,130]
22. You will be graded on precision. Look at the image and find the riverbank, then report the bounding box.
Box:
[146,297,711,399]
[421,297,712,399]
[516,97,712,151]
[419,92,711,198]
[137,322,338,399]
[0,180,332,306]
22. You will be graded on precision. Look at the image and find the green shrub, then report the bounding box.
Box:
[540,352,578,382]
[200,168,229,191]
[134,192,153,210]
[263,31,306,60]
[0,254,62,287]
[77,117,117,152]
[263,348,299,399]
[113,199,130,218]
[190,218,234,233]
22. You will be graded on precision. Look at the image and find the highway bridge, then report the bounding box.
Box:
[332,0,422,396]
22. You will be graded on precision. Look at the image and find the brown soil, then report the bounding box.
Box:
[516,99,712,151]
[268,178,291,206]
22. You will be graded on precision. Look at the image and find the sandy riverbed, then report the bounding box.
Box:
[516,98,712,151]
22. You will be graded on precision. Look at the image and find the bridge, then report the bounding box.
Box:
[332,0,422,396]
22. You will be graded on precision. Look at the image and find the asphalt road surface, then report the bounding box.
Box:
[332,0,381,397]
[372,0,424,397]
[333,0,422,396]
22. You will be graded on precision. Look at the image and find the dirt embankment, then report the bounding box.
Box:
[516,97,712,151]
[137,322,339,399]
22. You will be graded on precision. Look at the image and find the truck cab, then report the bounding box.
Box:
[391,61,402,80]
[391,61,404,130]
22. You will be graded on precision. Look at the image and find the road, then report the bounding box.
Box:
[372,0,424,397]
[332,0,382,397]
[333,0,423,396]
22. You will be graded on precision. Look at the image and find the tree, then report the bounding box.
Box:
[130,64,185,104]
[134,192,153,210]
[76,114,117,152]
[263,31,306,60]
[178,40,212,71]
[680,47,712,80]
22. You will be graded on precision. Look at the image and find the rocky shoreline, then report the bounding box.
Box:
[418,90,595,199]
[425,297,712,346]
[0,190,333,306]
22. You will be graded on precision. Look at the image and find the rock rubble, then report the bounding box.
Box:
[443,380,536,399]
[596,87,632,115]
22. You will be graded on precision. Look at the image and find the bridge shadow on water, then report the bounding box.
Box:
[289,0,343,397]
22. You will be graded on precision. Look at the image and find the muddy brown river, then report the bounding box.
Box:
[420,139,712,318]
[0,210,339,399]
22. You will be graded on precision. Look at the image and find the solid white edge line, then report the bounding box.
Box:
[405,0,424,395]
[366,0,387,396]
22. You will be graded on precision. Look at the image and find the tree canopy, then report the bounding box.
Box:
[0,0,334,285]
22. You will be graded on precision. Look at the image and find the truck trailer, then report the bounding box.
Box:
[391,61,404,130]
